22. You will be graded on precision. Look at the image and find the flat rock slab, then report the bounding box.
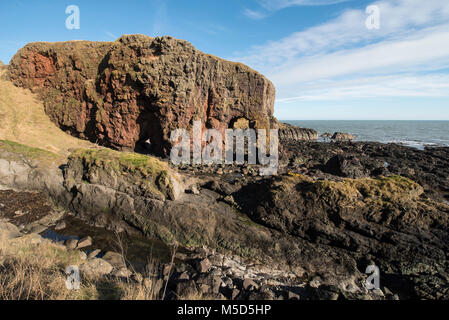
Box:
[77,236,92,249]
[102,251,126,269]
[65,239,78,250]
[0,221,21,240]
[80,258,113,278]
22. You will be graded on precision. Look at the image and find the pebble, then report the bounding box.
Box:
[14,210,25,216]
[77,236,93,249]
[88,249,101,259]
[231,288,240,300]
[54,221,66,231]
[65,239,79,250]
[243,278,258,291]
[29,224,48,234]
[79,251,87,261]
[195,258,212,273]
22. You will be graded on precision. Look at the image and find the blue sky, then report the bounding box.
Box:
[1,0,449,120]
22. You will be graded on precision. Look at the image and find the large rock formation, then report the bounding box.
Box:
[8,35,276,156]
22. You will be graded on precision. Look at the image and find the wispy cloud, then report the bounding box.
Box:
[105,31,118,40]
[244,0,353,20]
[259,0,354,11]
[244,8,267,20]
[232,0,449,102]
[277,74,449,102]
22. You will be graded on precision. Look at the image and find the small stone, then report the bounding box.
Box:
[383,287,393,296]
[0,222,21,240]
[199,284,211,295]
[231,289,240,300]
[65,239,79,250]
[102,251,126,269]
[178,271,190,281]
[77,236,92,249]
[29,224,48,234]
[287,291,300,300]
[112,268,132,278]
[54,221,66,231]
[309,277,321,288]
[186,185,200,195]
[373,288,384,297]
[195,258,211,273]
[222,276,233,288]
[88,249,101,259]
[176,280,198,298]
[243,278,258,291]
[175,252,188,260]
[79,251,87,260]
[79,258,113,278]
[14,210,25,216]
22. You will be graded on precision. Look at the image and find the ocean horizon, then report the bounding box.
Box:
[283,120,449,149]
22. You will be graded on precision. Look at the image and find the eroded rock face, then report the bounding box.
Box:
[234,174,449,299]
[279,123,318,142]
[8,35,276,156]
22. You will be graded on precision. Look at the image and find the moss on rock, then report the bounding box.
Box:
[67,148,179,201]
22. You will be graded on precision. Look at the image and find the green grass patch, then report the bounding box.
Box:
[69,148,168,177]
[0,140,59,162]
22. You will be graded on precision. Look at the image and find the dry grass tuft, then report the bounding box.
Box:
[0,234,163,300]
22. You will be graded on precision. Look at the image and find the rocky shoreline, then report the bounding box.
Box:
[1,34,448,300]
[1,138,448,300]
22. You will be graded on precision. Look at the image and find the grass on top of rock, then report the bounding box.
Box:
[69,148,169,178]
[0,140,59,163]
[284,174,424,205]
[314,175,423,203]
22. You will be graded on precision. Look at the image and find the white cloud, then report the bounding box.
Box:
[105,31,117,40]
[245,0,353,20]
[270,24,449,86]
[244,8,267,20]
[232,0,449,101]
[277,74,449,102]
[237,0,449,70]
[259,0,354,11]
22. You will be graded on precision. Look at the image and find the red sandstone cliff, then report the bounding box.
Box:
[8,34,277,155]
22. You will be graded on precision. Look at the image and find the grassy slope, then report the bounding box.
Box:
[0,68,94,158]
[0,232,162,300]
